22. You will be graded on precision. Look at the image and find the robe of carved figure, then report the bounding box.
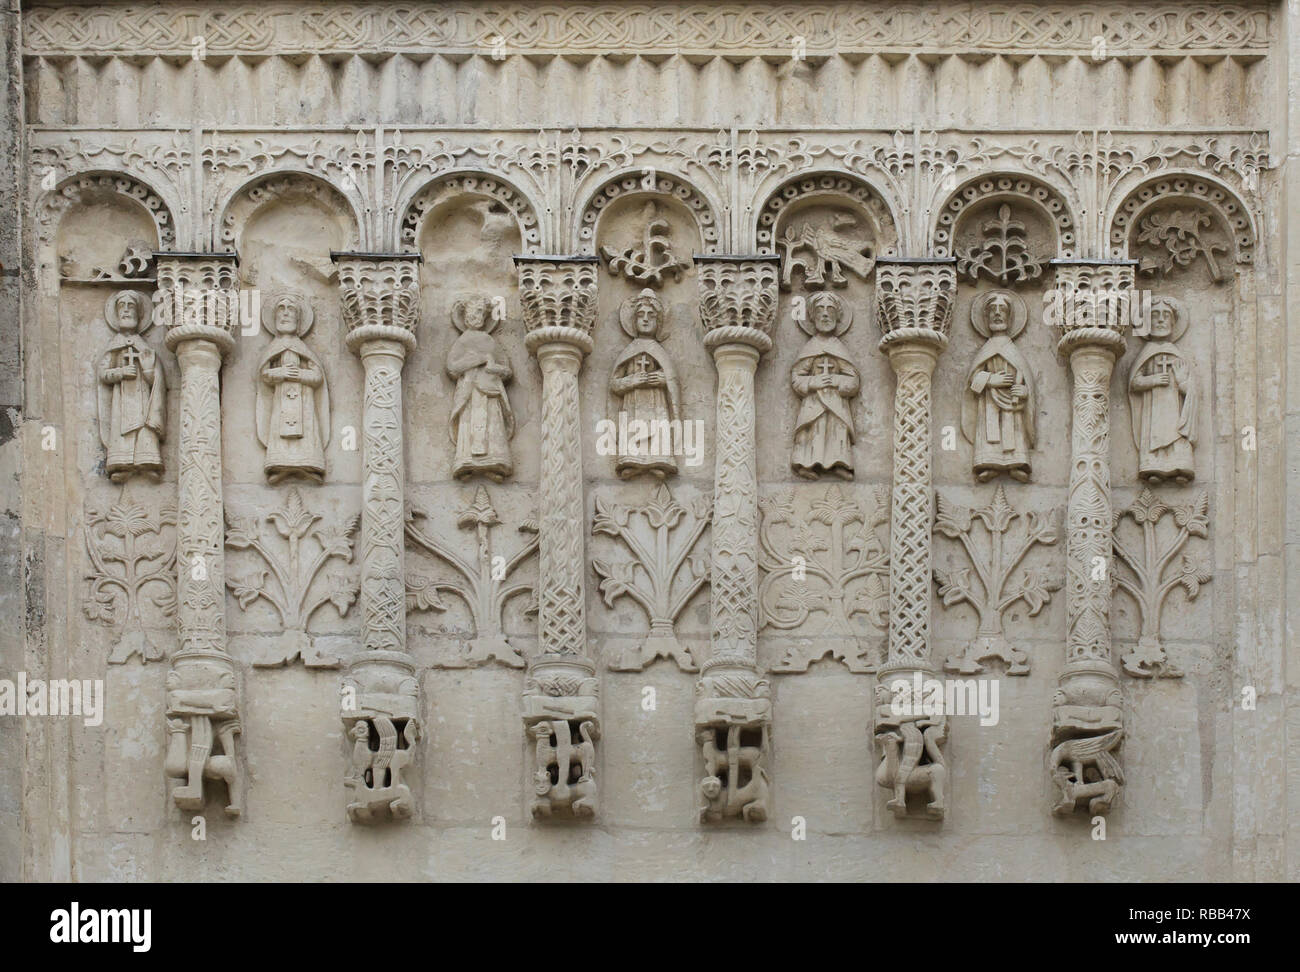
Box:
[255,292,329,483]
[791,291,859,480]
[609,288,681,478]
[961,290,1036,482]
[1128,296,1196,484]
[447,295,515,482]
[97,290,166,483]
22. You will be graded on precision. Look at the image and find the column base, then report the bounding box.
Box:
[523,657,600,820]
[873,667,948,820]
[165,650,242,817]
[694,659,771,824]
[341,652,421,824]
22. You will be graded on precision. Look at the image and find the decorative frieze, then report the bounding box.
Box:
[873,258,955,821]
[331,251,423,824]
[516,256,602,820]
[157,251,243,817]
[694,255,778,823]
[1048,260,1134,818]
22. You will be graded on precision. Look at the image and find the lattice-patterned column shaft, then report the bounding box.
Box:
[157,252,243,818]
[517,257,601,820]
[872,258,954,820]
[694,255,778,824]
[1048,260,1134,817]
[333,252,422,824]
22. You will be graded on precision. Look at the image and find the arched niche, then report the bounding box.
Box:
[932,172,1076,263]
[1108,173,1255,285]
[399,172,541,254]
[575,170,720,256]
[44,172,175,279]
[755,171,899,289]
[219,172,359,256]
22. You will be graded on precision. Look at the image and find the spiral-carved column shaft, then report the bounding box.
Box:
[157,252,243,818]
[516,257,601,820]
[872,258,954,821]
[332,252,422,824]
[1048,261,1134,818]
[693,255,778,824]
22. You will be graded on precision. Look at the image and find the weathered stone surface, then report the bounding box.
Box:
[3,0,1296,881]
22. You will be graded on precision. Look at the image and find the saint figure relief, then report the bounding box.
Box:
[447,294,515,482]
[791,291,859,480]
[609,289,682,479]
[97,290,166,483]
[961,290,1036,483]
[1128,296,1197,484]
[256,293,330,484]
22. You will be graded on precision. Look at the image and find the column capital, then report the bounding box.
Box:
[330,251,422,354]
[514,256,599,356]
[1049,259,1138,358]
[874,258,956,354]
[694,255,779,355]
[156,251,241,355]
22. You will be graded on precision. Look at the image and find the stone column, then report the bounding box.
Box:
[331,252,422,824]
[1047,260,1134,818]
[515,257,601,820]
[872,258,955,820]
[693,255,779,824]
[157,252,243,817]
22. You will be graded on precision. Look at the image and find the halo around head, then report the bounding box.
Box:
[261,291,315,337]
[450,294,498,334]
[619,288,666,340]
[104,290,154,335]
[1147,295,1189,343]
[798,291,852,337]
[970,289,1027,339]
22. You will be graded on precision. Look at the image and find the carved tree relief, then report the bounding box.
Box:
[934,486,1059,676]
[225,488,359,669]
[405,486,539,669]
[592,483,711,673]
[758,484,888,674]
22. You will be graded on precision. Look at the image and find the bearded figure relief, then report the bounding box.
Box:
[97,290,167,484]
[447,294,515,482]
[1128,296,1197,485]
[961,289,1036,483]
[256,292,330,484]
[791,291,860,480]
[608,288,682,479]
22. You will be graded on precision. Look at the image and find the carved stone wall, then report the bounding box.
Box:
[6,0,1297,881]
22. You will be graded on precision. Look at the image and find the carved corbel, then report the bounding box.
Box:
[156,251,243,817]
[694,255,779,823]
[330,251,423,824]
[515,256,602,820]
[1045,260,1136,817]
[872,258,955,821]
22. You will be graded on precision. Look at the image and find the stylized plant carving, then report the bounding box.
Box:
[955,203,1049,285]
[1111,488,1211,678]
[600,201,692,286]
[1136,209,1228,283]
[225,487,359,668]
[933,485,1060,675]
[758,484,889,672]
[592,483,711,672]
[83,500,178,664]
[405,486,539,668]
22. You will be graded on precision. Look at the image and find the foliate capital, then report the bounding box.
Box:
[874,258,956,354]
[1049,259,1137,358]
[694,256,779,355]
[331,252,422,354]
[515,257,599,356]
[156,252,241,355]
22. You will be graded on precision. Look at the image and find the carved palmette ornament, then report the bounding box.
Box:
[341,652,420,823]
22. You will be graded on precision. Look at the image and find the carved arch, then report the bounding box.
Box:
[218,171,361,251]
[754,171,900,258]
[36,170,176,250]
[1107,171,1255,269]
[398,171,542,253]
[574,169,721,255]
[931,172,1076,259]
